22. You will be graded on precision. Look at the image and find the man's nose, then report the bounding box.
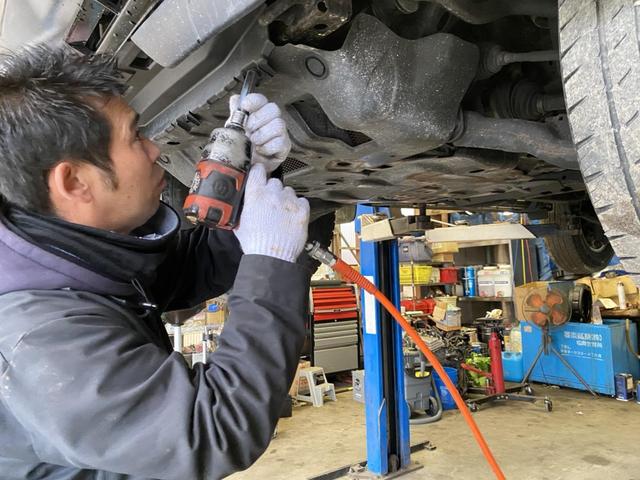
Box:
[145,137,161,164]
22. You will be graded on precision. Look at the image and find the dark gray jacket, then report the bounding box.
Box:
[0,205,308,479]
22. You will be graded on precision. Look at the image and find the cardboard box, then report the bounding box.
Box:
[430,242,459,254]
[205,305,226,324]
[361,218,395,242]
[432,300,460,328]
[432,253,455,263]
[432,304,447,322]
[434,319,462,332]
[289,360,311,396]
[576,275,639,309]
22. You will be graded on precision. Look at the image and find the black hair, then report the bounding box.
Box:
[0,44,126,213]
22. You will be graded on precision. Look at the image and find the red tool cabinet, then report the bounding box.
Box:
[310,284,360,374]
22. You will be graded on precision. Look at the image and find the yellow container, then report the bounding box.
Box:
[430,242,459,254]
[399,263,433,285]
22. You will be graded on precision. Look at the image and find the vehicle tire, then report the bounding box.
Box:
[544,203,614,275]
[559,0,640,279]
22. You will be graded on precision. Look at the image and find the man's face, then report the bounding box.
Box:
[91,96,165,234]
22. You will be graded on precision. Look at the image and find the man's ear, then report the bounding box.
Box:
[48,160,94,204]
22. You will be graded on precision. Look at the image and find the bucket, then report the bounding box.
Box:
[433,366,459,410]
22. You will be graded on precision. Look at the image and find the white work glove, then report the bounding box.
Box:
[229,93,291,173]
[234,163,310,263]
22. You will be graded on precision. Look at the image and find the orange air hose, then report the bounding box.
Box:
[329,256,506,480]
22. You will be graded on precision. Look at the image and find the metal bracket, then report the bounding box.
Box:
[96,0,161,56]
[347,462,423,479]
[308,442,434,480]
[417,0,556,24]
[260,0,352,44]
[389,216,433,235]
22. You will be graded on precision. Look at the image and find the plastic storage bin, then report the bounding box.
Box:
[494,265,513,297]
[398,241,432,263]
[477,267,497,297]
[399,263,432,285]
[401,298,436,314]
[440,267,458,284]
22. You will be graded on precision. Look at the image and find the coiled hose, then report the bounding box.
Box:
[306,243,506,480]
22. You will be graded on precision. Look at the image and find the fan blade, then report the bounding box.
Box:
[527,294,544,308]
[551,308,568,325]
[531,312,549,327]
[546,291,564,307]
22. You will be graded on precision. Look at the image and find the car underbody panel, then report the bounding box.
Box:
[93,1,574,215]
[0,0,617,274]
[0,0,582,215]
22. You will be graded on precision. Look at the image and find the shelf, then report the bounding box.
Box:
[425,223,535,244]
[422,282,458,287]
[457,240,510,249]
[457,296,513,302]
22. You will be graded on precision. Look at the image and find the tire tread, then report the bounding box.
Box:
[560,0,640,276]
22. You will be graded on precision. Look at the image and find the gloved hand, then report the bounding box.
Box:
[229,93,291,173]
[234,163,310,263]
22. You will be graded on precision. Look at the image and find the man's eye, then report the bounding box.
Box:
[135,129,142,141]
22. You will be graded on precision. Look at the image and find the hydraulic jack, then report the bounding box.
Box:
[462,327,552,412]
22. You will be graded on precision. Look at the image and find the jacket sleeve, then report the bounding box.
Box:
[151,226,244,311]
[0,255,308,480]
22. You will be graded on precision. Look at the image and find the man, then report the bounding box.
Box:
[0,44,312,479]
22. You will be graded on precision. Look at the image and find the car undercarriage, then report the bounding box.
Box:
[0,0,620,274]
[118,1,580,213]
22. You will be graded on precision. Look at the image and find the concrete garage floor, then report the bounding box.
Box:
[229,385,640,480]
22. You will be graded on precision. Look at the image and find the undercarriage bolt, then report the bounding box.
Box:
[305,56,327,78]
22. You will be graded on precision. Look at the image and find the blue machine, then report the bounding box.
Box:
[521,320,640,395]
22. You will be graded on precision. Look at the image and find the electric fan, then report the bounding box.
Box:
[523,288,571,327]
[520,283,596,396]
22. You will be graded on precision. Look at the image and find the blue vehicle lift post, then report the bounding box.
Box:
[355,205,422,478]
[309,206,427,480]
